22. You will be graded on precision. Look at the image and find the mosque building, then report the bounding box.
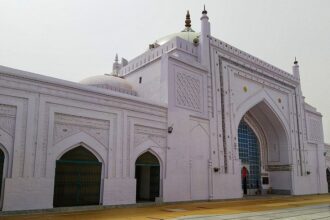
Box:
[0,9,328,211]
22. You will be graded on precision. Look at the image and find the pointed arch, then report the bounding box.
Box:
[47,132,107,178]
[135,150,161,202]
[235,89,289,137]
[134,139,165,168]
[134,148,163,169]
[190,123,209,136]
[53,132,106,163]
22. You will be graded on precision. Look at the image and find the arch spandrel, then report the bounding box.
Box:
[47,132,107,178]
[235,89,290,141]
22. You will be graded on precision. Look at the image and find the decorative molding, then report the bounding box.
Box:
[134,125,166,148]
[0,104,17,137]
[307,116,323,143]
[175,72,202,112]
[266,164,292,171]
[54,113,110,148]
[210,37,299,86]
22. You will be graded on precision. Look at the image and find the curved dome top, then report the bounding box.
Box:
[155,10,199,46]
[156,31,200,46]
[80,74,136,95]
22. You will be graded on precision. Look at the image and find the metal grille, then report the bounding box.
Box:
[53,147,101,207]
[238,121,261,189]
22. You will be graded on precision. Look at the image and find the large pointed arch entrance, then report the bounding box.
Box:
[135,152,160,202]
[53,146,102,207]
[237,99,291,195]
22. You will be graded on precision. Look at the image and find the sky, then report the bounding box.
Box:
[0,0,329,142]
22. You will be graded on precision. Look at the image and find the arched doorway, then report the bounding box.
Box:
[0,149,4,205]
[135,152,160,202]
[53,146,102,207]
[238,120,261,195]
[327,168,330,193]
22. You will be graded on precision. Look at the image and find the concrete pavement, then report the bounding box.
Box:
[1,194,330,219]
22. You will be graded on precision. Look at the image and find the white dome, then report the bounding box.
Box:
[156,31,200,46]
[80,74,136,95]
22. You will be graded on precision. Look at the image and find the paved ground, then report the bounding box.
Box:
[176,204,330,219]
[1,194,330,220]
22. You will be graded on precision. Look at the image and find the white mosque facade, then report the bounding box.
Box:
[0,10,328,211]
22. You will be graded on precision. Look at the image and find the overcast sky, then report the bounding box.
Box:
[0,0,329,142]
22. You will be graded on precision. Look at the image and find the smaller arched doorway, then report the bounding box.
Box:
[53,146,102,207]
[327,168,330,193]
[135,152,160,202]
[0,149,4,205]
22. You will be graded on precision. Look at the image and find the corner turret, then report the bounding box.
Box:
[200,5,211,68]
[293,57,300,79]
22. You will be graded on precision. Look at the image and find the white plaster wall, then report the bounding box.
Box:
[0,66,167,210]
[163,56,209,202]
[125,60,166,103]
[2,178,53,211]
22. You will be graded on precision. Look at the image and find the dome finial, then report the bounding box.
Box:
[185,10,191,28]
[202,5,207,14]
[294,57,298,65]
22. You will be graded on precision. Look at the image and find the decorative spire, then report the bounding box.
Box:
[112,53,120,76]
[202,5,207,14]
[185,10,191,28]
[294,57,298,65]
[182,10,194,32]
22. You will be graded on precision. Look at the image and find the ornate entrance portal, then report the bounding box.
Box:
[135,152,160,202]
[53,146,102,207]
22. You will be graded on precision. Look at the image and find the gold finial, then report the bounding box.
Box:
[185,10,191,28]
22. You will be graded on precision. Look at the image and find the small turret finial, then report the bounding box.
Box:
[115,53,119,63]
[202,5,207,14]
[294,57,298,65]
[185,10,191,28]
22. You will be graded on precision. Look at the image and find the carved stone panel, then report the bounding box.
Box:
[307,115,323,143]
[175,72,202,112]
[0,104,17,136]
[54,113,110,148]
[134,125,166,148]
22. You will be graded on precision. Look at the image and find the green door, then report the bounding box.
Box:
[53,146,102,207]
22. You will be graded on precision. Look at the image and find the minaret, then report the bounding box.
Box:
[112,54,120,76]
[200,5,211,68]
[293,57,300,79]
